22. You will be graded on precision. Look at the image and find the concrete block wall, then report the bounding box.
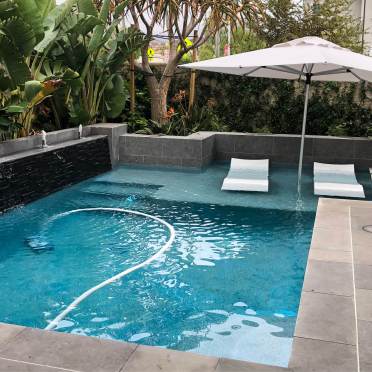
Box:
[89,123,127,165]
[215,133,372,169]
[0,124,127,165]
[119,132,372,170]
[0,127,91,158]
[119,132,215,168]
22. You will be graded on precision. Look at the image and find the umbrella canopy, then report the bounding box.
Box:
[182,36,372,82]
[181,36,372,192]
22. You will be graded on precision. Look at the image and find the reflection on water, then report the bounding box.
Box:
[0,166,315,367]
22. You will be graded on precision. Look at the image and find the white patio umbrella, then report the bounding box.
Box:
[181,36,372,192]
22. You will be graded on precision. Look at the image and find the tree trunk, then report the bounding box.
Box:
[141,39,179,124]
[147,72,174,124]
[146,78,161,123]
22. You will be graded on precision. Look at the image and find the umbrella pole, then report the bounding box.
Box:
[297,79,311,193]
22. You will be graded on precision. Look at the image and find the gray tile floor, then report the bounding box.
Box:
[351,206,372,372]
[289,198,372,372]
[0,198,371,372]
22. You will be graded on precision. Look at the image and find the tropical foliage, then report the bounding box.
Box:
[193,72,372,137]
[0,0,371,140]
[0,0,62,138]
[129,0,371,137]
[129,89,228,135]
[128,0,265,124]
[0,0,147,139]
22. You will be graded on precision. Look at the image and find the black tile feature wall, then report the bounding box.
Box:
[0,137,111,213]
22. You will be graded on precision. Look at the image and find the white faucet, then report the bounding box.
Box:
[41,130,47,148]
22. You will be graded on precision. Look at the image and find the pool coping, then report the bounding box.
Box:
[0,197,371,371]
[0,135,107,164]
[289,197,372,372]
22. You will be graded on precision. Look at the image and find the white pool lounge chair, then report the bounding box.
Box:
[222,158,269,192]
[313,162,365,198]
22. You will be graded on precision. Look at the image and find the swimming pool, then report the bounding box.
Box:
[1,164,368,366]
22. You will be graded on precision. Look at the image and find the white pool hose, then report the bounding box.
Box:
[44,207,175,331]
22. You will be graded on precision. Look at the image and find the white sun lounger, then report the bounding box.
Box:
[314,162,365,198]
[222,158,269,192]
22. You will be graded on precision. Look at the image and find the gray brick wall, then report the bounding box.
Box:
[119,132,372,170]
[119,132,215,168]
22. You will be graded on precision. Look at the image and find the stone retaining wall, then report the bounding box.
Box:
[119,132,372,169]
[0,136,111,213]
[119,132,215,168]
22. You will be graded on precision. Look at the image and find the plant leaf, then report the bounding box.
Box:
[14,0,44,43]
[103,74,128,118]
[6,102,28,113]
[87,0,110,53]
[0,32,31,87]
[77,0,98,17]
[25,80,43,101]
[3,17,38,55]
[113,0,129,19]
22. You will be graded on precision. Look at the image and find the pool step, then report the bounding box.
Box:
[81,180,163,199]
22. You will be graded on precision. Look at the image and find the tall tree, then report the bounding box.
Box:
[127,0,264,124]
[302,0,363,52]
[257,0,362,51]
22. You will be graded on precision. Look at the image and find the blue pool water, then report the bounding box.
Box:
[1,164,369,366]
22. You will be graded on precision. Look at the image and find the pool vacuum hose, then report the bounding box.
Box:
[44,207,176,331]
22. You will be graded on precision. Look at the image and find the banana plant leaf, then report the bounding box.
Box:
[6,102,28,113]
[0,116,22,132]
[104,74,128,119]
[0,32,31,87]
[25,80,43,101]
[68,102,90,124]
[87,0,110,53]
[49,0,78,30]
[107,29,149,72]
[36,0,55,19]
[0,1,18,20]
[14,0,44,43]
[0,75,12,91]
[3,16,37,55]
[113,1,129,19]
[77,0,98,17]
[66,14,102,36]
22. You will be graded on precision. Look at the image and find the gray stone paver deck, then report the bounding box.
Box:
[120,345,218,372]
[215,359,288,371]
[289,337,358,372]
[0,197,372,371]
[294,291,356,345]
[0,327,136,372]
[358,320,372,372]
[290,198,372,372]
[351,206,372,372]
[0,358,77,372]
[0,323,291,372]
[302,260,354,296]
